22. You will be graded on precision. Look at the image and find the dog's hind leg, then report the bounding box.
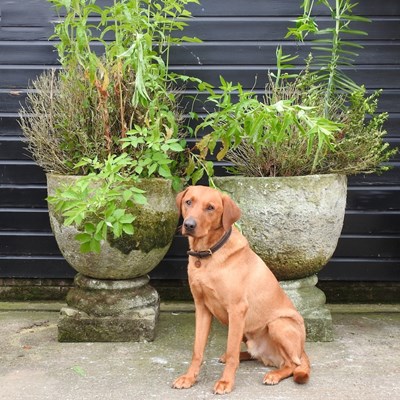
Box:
[261,317,308,385]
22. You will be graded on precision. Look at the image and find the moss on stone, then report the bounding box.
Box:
[108,209,178,254]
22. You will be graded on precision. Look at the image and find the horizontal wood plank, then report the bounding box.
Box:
[320,258,400,281]
[0,256,74,279]
[0,185,47,207]
[3,65,400,90]
[1,41,400,66]
[0,232,60,255]
[4,88,400,114]
[0,162,46,184]
[0,209,50,232]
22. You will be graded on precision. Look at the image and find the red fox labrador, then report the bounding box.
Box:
[172,185,310,394]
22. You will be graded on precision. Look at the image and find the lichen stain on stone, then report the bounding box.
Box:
[261,250,329,281]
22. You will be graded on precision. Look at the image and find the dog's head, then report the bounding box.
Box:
[176,186,241,238]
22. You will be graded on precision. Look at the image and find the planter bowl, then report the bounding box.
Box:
[47,174,179,280]
[214,174,347,280]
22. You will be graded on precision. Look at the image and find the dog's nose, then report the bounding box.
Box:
[184,217,197,232]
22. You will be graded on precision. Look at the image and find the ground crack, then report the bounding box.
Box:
[18,320,50,333]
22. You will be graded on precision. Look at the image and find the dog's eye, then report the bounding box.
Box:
[206,204,215,211]
[185,199,192,206]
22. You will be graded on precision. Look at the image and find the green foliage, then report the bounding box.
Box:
[20,0,201,253]
[49,0,200,107]
[47,155,147,253]
[324,87,396,175]
[286,0,371,116]
[192,0,396,179]
[217,69,396,177]
[21,0,201,177]
[195,74,343,177]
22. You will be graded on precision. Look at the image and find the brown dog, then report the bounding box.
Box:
[172,185,310,394]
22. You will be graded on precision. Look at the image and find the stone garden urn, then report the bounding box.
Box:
[214,174,347,341]
[47,174,179,342]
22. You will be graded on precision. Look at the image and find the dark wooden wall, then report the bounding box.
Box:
[0,0,399,282]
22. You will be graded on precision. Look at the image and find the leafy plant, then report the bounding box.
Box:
[191,0,396,179]
[21,0,199,175]
[286,0,371,117]
[48,155,146,253]
[195,74,343,177]
[20,0,201,252]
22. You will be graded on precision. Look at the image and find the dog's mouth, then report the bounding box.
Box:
[182,227,196,237]
[182,217,198,237]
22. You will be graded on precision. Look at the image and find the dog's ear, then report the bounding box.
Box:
[176,188,189,217]
[222,194,241,231]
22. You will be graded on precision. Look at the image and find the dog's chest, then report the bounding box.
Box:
[188,261,230,323]
[189,263,220,294]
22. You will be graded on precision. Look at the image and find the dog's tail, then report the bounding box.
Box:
[293,351,310,384]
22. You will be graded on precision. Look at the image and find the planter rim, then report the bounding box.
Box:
[46,172,172,183]
[214,173,346,181]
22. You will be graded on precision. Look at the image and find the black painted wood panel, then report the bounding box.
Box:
[0,0,399,282]
[3,65,400,90]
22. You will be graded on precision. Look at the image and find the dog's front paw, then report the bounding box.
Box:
[263,371,281,385]
[218,353,227,364]
[213,379,234,395]
[172,374,196,389]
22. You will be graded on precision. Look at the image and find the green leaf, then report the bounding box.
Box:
[133,193,147,205]
[90,239,101,253]
[158,164,172,178]
[122,224,134,235]
[120,214,135,224]
[167,142,185,152]
[71,366,86,377]
[129,186,146,194]
[191,169,204,185]
[75,233,92,244]
[112,222,123,238]
[79,242,92,254]
[113,209,125,220]
[123,190,132,202]
[84,223,96,234]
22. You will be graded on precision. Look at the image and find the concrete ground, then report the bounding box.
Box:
[0,302,399,400]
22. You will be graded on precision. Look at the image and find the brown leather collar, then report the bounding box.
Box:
[187,228,232,259]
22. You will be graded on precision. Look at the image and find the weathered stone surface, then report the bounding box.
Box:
[58,275,160,342]
[280,276,333,342]
[66,274,159,317]
[215,174,347,280]
[74,274,150,290]
[47,174,179,280]
[58,306,159,342]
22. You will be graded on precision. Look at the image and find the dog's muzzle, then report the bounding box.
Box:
[183,217,197,234]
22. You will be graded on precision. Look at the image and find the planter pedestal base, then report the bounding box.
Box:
[58,274,160,342]
[280,275,333,342]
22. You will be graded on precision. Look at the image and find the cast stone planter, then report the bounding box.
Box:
[214,174,347,341]
[47,174,179,342]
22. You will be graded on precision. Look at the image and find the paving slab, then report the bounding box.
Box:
[0,303,399,400]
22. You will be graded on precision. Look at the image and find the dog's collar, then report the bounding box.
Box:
[187,228,232,259]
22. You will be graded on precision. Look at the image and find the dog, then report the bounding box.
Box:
[172,185,310,394]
